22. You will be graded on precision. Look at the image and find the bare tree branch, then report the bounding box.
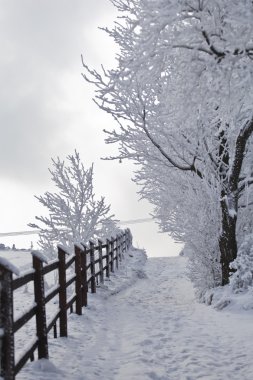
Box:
[141,108,203,179]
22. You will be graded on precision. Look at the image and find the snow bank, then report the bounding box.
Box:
[203,234,253,313]
[25,358,62,375]
[91,247,147,298]
[205,284,253,313]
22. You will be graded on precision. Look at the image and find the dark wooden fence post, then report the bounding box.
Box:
[89,241,96,293]
[118,234,121,262]
[123,231,126,255]
[119,233,123,261]
[129,229,133,247]
[32,251,49,360]
[110,237,114,272]
[74,245,83,315]
[53,324,57,339]
[98,240,104,284]
[105,239,110,278]
[58,246,68,337]
[0,261,17,380]
[125,230,128,250]
[115,235,119,269]
[126,228,132,250]
[81,244,88,307]
[121,233,124,257]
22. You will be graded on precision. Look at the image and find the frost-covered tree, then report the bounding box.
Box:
[230,234,253,292]
[83,0,253,288]
[29,151,117,258]
[97,218,122,241]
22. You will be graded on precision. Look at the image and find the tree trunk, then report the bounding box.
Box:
[219,197,237,285]
[218,119,253,285]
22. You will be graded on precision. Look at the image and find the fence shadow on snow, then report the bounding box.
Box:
[0,228,132,380]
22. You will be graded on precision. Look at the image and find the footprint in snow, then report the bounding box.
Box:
[139,338,153,346]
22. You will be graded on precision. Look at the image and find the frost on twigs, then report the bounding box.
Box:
[83,0,253,293]
[29,151,119,261]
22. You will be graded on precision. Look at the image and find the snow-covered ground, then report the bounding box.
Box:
[6,248,251,380]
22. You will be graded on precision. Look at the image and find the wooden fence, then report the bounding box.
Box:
[0,229,132,380]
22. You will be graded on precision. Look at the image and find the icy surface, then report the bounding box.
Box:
[15,253,253,380]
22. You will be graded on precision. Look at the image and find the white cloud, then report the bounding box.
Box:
[0,0,180,257]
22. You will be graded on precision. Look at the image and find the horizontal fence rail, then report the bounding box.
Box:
[0,229,132,380]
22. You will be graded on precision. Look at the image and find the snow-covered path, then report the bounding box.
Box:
[19,254,253,380]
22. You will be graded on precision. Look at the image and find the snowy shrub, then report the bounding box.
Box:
[230,234,253,292]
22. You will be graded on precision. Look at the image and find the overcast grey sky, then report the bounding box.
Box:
[0,0,182,256]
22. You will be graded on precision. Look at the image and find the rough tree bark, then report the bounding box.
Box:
[219,198,237,285]
[219,119,253,284]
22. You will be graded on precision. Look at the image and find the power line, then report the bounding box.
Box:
[0,230,40,237]
[118,217,153,225]
[0,218,154,237]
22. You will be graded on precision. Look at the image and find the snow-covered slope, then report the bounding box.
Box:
[16,252,253,380]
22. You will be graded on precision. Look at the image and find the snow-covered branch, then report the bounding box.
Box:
[82,0,253,290]
[29,151,118,258]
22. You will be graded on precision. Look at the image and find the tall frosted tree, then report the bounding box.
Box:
[83,0,253,289]
[29,151,117,258]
